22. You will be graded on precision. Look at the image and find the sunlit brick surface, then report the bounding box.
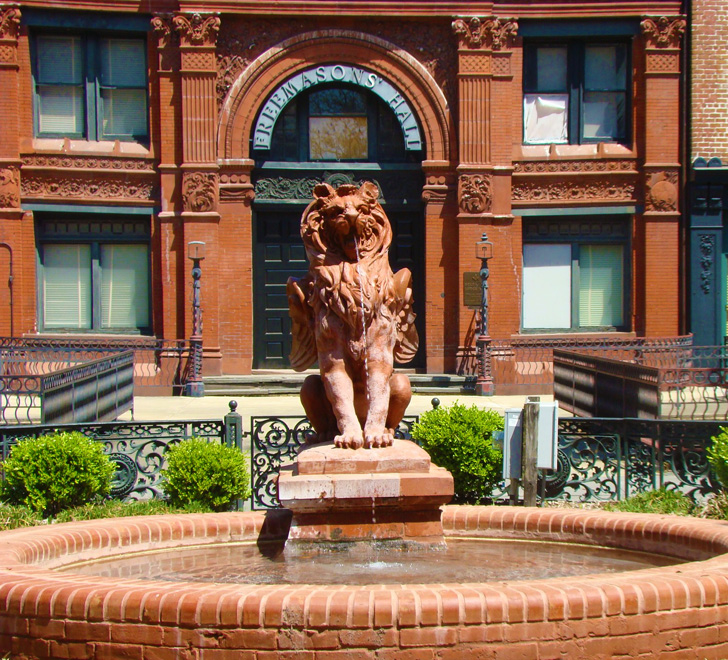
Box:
[2,507,728,658]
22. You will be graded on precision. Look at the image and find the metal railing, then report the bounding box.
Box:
[0,337,188,395]
[554,346,728,420]
[459,334,694,394]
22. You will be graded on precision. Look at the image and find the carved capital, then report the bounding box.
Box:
[151,15,173,48]
[182,171,218,212]
[453,16,517,51]
[645,170,679,212]
[0,6,20,40]
[0,166,19,208]
[459,173,492,214]
[641,16,686,48]
[173,13,220,47]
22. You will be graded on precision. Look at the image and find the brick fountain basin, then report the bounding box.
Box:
[2,507,728,659]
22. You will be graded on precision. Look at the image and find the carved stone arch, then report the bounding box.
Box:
[217,30,454,163]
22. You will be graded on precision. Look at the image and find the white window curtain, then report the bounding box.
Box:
[522,244,572,329]
[100,244,149,329]
[578,244,623,326]
[99,39,148,138]
[523,94,568,144]
[36,36,84,134]
[43,244,91,328]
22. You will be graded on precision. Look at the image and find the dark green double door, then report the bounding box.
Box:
[252,205,424,369]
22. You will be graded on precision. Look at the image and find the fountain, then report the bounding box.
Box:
[2,184,728,658]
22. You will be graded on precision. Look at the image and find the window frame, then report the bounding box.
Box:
[31,30,149,143]
[36,217,152,334]
[523,39,631,146]
[521,217,631,333]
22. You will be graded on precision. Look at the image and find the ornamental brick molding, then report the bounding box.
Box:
[514,160,637,174]
[182,171,218,212]
[21,155,155,171]
[0,6,20,40]
[640,16,686,48]
[459,173,492,214]
[173,13,220,47]
[0,166,19,208]
[512,180,637,203]
[646,171,679,212]
[452,16,518,51]
[21,174,156,202]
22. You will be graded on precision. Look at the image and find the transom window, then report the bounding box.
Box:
[260,85,418,163]
[523,42,629,145]
[522,218,629,331]
[37,218,151,333]
[33,34,148,141]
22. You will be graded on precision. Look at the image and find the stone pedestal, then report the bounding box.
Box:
[277,439,454,543]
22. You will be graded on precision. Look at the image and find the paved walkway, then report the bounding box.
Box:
[121,392,553,425]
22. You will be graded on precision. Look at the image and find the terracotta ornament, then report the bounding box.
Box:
[287,182,418,449]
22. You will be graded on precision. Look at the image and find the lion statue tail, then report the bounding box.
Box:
[287,276,317,371]
[392,268,419,364]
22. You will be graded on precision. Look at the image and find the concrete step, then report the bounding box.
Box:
[203,372,474,396]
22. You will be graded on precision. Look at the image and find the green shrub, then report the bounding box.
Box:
[411,402,503,503]
[161,438,250,511]
[708,427,728,489]
[0,432,115,517]
[604,488,694,515]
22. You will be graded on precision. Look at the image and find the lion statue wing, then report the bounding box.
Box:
[287,275,317,371]
[393,268,419,364]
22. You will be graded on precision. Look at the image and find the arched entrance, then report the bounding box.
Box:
[217,30,454,373]
[251,77,424,368]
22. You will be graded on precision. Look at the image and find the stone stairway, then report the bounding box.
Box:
[203,371,473,396]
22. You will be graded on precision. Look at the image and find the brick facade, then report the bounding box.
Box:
[0,0,686,375]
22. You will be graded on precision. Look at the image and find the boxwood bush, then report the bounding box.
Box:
[0,431,115,517]
[708,427,728,490]
[161,437,250,511]
[412,402,503,503]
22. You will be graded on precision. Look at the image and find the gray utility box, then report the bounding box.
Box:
[502,402,559,480]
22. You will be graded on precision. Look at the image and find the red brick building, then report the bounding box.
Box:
[0,0,686,380]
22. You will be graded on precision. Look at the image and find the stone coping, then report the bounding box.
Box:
[2,507,728,658]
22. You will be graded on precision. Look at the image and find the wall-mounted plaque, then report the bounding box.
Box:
[463,271,482,309]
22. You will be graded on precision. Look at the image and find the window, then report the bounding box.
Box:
[523,42,628,144]
[262,84,416,163]
[34,34,148,141]
[521,218,629,331]
[38,218,151,333]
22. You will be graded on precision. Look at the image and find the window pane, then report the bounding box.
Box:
[522,244,572,329]
[100,38,146,87]
[101,244,149,329]
[100,88,148,138]
[37,36,83,84]
[310,88,367,116]
[536,47,567,91]
[583,92,625,140]
[38,86,84,134]
[309,116,368,160]
[43,244,91,329]
[578,244,623,327]
[585,46,626,90]
[523,94,568,144]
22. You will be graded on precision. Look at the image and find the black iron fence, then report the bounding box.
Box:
[0,407,724,509]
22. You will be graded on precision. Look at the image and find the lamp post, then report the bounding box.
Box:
[186,241,205,397]
[475,233,494,396]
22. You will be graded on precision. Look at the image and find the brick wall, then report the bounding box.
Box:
[691,0,728,161]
